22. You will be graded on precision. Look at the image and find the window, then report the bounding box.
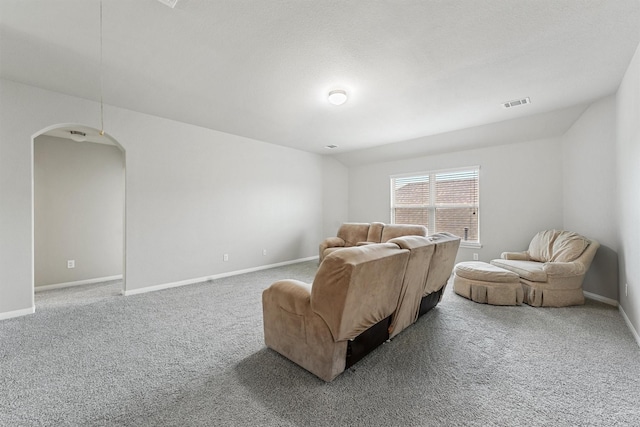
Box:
[391,166,480,246]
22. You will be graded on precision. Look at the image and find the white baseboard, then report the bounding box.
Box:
[619,305,640,349]
[0,305,35,321]
[583,291,618,306]
[123,256,319,296]
[35,275,123,292]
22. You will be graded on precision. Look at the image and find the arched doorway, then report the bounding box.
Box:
[31,124,126,302]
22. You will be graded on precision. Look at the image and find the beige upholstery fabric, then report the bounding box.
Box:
[489,260,547,282]
[453,275,523,305]
[336,223,370,247]
[422,232,461,297]
[263,243,410,381]
[386,236,436,338]
[455,261,521,283]
[311,244,410,341]
[380,224,427,242]
[365,222,385,243]
[527,229,559,262]
[319,222,428,262]
[453,262,523,305]
[519,278,586,307]
[551,232,589,262]
[491,230,599,307]
[262,279,348,382]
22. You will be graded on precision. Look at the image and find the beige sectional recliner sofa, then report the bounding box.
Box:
[263,230,460,381]
[318,222,428,262]
[490,230,599,307]
[387,232,460,338]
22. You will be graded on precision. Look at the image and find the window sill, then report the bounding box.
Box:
[460,242,482,249]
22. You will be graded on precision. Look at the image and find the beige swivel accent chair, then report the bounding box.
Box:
[490,230,599,307]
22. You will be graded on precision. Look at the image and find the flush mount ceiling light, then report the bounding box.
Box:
[69,130,87,142]
[324,144,339,149]
[328,90,348,106]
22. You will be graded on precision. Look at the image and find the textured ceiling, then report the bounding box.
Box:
[2,0,639,157]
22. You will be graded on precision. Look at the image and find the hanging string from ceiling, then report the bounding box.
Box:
[99,0,105,136]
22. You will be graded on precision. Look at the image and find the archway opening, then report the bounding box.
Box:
[31,124,126,304]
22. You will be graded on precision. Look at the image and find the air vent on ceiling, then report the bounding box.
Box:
[502,97,531,109]
[157,0,179,8]
[324,145,339,149]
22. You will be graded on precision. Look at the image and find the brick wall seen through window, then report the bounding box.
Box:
[391,167,479,244]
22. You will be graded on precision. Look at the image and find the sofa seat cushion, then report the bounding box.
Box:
[454,261,519,283]
[490,259,547,282]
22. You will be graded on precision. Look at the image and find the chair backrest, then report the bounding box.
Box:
[311,243,410,342]
[365,222,385,243]
[336,223,371,247]
[380,224,428,242]
[528,229,597,264]
[574,238,600,271]
[386,235,436,337]
[423,232,461,296]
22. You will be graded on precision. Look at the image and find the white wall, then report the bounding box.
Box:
[34,135,124,287]
[561,96,619,300]
[321,156,349,239]
[348,137,564,263]
[616,41,640,338]
[0,78,339,318]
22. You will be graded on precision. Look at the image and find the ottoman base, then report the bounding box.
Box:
[453,261,523,306]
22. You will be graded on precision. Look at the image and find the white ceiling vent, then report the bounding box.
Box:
[157,0,179,8]
[502,97,531,109]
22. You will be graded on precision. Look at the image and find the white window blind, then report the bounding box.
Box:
[391,166,480,244]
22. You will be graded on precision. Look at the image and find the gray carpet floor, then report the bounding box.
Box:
[2,261,639,426]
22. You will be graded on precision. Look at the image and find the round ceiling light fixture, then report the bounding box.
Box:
[328,89,347,106]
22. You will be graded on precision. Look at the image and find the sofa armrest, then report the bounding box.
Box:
[320,236,346,252]
[542,262,586,277]
[501,251,530,261]
[264,279,313,314]
[319,237,346,261]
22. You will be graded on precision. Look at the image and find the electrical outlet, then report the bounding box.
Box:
[67,260,75,269]
[473,253,479,261]
[262,249,267,256]
[223,254,229,262]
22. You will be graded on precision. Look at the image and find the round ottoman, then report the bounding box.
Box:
[453,261,523,306]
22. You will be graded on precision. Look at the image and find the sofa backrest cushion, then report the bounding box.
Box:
[551,231,589,262]
[366,222,385,243]
[380,224,428,242]
[336,223,370,247]
[527,229,590,263]
[528,230,560,262]
[423,232,461,295]
[386,236,436,337]
[311,243,409,342]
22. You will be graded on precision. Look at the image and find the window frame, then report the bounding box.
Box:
[390,166,481,248]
